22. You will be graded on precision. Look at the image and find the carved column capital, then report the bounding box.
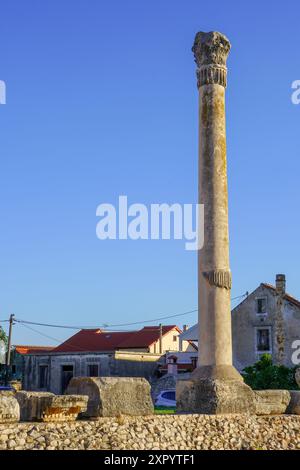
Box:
[203,270,232,290]
[192,31,231,88]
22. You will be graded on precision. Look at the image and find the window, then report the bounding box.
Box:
[173,335,177,342]
[39,365,48,389]
[162,391,175,401]
[87,364,99,377]
[256,298,267,314]
[256,328,271,353]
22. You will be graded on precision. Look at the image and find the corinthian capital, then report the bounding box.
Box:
[192,31,231,88]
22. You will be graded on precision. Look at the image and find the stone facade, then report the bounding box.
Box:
[232,276,300,370]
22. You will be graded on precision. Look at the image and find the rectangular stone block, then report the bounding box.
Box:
[0,395,20,423]
[66,377,154,417]
[15,391,88,422]
[176,378,256,414]
[285,391,300,415]
[254,390,291,415]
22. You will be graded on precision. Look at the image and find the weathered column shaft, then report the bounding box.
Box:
[197,40,232,368]
[176,32,256,413]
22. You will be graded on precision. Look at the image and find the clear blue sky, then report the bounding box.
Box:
[0,1,299,345]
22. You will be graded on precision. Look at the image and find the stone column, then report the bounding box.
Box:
[176,32,255,414]
[194,32,239,381]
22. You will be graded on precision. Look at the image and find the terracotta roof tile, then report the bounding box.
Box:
[117,325,179,349]
[14,345,55,355]
[52,325,180,353]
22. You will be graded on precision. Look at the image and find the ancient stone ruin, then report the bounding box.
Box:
[66,377,154,417]
[0,395,20,423]
[15,391,88,422]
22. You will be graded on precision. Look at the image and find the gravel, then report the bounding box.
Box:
[0,414,300,450]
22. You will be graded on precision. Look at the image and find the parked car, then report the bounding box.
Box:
[155,389,176,408]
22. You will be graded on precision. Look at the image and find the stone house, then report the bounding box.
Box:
[232,274,300,370]
[179,274,300,371]
[11,345,54,381]
[21,325,197,394]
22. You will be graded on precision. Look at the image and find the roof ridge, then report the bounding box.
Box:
[261,283,300,307]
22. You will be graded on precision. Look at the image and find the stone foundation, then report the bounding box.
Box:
[0,414,300,450]
[176,378,256,414]
[66,377,154,417]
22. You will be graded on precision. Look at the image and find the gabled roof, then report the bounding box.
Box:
[232,282,300,312]
[117,325,179,349]
[53,329,134,353]
[52,325,179,353]
[178,324,198,342]
[14,345,55,355]
[261,283,300,309]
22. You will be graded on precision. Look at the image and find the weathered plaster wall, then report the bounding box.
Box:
[23,353,159,394]
[232,285,300,370]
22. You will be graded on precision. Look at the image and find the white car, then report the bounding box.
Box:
[155,389,176,408]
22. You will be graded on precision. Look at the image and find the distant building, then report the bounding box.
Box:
[11,345,55,381]
[232,274,300,370]
[21,325,197,394]
[179,274,300,371]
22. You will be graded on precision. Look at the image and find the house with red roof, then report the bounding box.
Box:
[6,345,55,383]
[53,325,192,354]
[21,325,197,394]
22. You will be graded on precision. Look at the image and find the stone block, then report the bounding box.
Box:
[66,377,154,417]
[286,390,300,415]
[15,391,88,422]
[0,395,20,423]
[176,378,256,414]
[0,390,15,397]
[254,390,291,415]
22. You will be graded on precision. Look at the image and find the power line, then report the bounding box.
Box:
[13,309,199,330]
[18,323,95,352]
[9,292,248,332]
[18,322,63,344]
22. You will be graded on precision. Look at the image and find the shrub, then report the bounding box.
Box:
[242,354,299,390]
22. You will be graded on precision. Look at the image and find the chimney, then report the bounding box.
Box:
[167,355,178,375]
[276,274,286,295]
[183,324,188,331]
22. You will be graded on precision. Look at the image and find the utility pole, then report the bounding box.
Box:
[5,314,15,385]
[159,323,162,354]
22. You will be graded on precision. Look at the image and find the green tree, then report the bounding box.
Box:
[0,327,8,382]
[0,326,8,346]
[242,354,299,390]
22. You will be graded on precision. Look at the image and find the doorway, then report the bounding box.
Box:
[61,365,74,393]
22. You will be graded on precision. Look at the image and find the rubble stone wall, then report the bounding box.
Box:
[0,414,300,450]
